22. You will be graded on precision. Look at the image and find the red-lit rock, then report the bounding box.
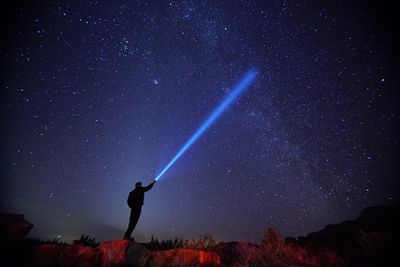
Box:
[33,244,64,267]
[97,240,130,267]
[59,244,100,267]
[148,249,221,267]
[32,244,100,267]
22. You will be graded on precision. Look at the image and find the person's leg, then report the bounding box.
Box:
[124,206,142,239]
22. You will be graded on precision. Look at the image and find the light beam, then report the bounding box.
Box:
[155,69,258,181]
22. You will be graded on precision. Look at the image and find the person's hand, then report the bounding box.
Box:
[153,180,156,184]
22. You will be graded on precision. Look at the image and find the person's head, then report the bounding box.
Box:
[135,182,142,188]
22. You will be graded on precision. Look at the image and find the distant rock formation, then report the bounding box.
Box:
[294,205,400,266]
[0,213,33,247]
[1,213,35,266]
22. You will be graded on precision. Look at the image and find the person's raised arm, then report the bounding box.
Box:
[143,180,156,192]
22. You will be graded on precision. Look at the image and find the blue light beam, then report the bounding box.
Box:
[155,69,258,181]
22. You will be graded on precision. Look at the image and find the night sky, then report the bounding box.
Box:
[1,1,399,243]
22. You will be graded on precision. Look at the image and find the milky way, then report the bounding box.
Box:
[1,1,399,243]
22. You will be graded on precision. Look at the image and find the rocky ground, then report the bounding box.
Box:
[0,205,398,267]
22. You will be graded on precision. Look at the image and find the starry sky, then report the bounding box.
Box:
[1,1,399,243]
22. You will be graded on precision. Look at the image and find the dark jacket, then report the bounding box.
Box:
[127,183,154,208]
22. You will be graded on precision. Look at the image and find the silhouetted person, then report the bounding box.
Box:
[124,180,156,240]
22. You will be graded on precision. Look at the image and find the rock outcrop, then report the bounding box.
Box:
[33,243,101,267]
[97,240,129,267]
[31,240,221,267]
[148,248,221,266]
[0,213,33,247]
[1,213,35,267]
[295,205,400,266]
[125,241,153,266]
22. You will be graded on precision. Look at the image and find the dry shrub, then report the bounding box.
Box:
[184,234,217,251]
[234,226,344,266]
[236,241,265,267]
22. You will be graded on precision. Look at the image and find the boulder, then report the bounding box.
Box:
[59,244,100,267]
[148,249,221,267]
[125,241,152,266]
[97,240,130,267]
[32,243,64,267]
[32,243,100,267]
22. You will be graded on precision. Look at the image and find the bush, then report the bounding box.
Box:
[146,235,184,251]
[183,234,217,251]
[236,241,265,266]
[233,226,345,266]
[73,234,99,248]
[146,234,217,251]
